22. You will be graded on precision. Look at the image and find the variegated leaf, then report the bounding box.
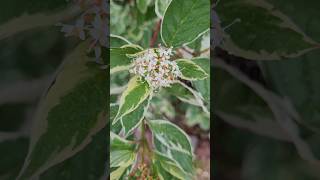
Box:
[216,0,319,60]
[155,0,171,18]
[110,133,136,168]
[176,59,208,81]
[110,133,136,180]
[39,127,108,180]
[165,83,199,106]
[110,166,127,180]
[148,120,194,174]
[113,76,151,124]
[121,99,149,137]
[153,151,193,180]
[192,58,210,106]
[110,34,132,48]
[17,42,107,179]
[161,0,210,47]
[110,104,122,134]
[110,45,143,74]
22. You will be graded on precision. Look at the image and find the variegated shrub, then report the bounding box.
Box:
[110,0,210,179]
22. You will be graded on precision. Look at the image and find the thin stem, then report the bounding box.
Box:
[150,19,162,47]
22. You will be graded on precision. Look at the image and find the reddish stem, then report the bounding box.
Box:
[150,19,162,47]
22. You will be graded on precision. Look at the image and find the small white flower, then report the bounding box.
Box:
[130,45,181,89]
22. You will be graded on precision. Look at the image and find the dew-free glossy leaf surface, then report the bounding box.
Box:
[161,0,210,47]
[114,76,151,124]
[176,59,208,81]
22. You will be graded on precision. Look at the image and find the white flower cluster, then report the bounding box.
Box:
[58,0,108,61]
[130,46,181,89]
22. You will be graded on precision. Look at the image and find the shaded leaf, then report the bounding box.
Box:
[39,127,108,180]
[216,0,319,60]
[17,42,108,179]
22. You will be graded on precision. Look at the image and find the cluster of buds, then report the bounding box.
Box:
[58,0,108,61]
[130,45,181,89]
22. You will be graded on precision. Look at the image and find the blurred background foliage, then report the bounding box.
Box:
[213,0,320,179]
[0,0,109,179]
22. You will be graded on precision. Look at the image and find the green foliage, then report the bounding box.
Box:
[110,0,210,179]
[214,0,320,179]
[161,0,210,47]
[216,0,319,60]
[17,42,108,179]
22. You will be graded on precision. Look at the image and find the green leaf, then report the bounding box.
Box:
[165,83,198,106]
[17,42,108,179]
[113,76,151,124]
[110,34,132,48]
[110,133,136,180]
[153,160,178,180]
[110,166,127,180]
[39,127,108,180]
[110,104,122,134]
[136,0,152,14]
[176,59,208,81]
[216,0,319,60]
[110,133,136,167]
[121,99,149,137]
[192,58,210,104]
[110,45,143,74]
[155,0,171,18]
[161,0,210,47]
[148,120,194,174]
[186,106,210,131]
[153,151,193,180]
[263,0,320,42]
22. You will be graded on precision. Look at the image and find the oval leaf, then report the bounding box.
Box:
[216,0,319,60]
[155,0,171,18]
[17,42,107,179]
[161,0,210,47]
[154,151,192,180]
[121,99,149,137]
[113,76,151,124]
[110,45,142,74]
[192,58,210,105]
[148,120,194,174]
[176,59,208,81]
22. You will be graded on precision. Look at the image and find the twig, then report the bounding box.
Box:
[150,19,162,47]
